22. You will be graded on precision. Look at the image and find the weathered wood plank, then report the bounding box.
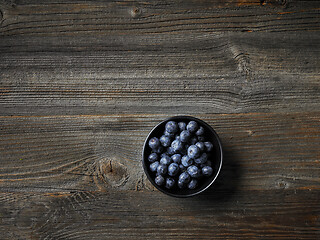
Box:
[0,0,319,36]
[0,189,319,239]
[0,32,319,115]
[0,113,319,193]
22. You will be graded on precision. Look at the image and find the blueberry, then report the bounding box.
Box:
[187,121,198,133]
[204,141,214,152]
[187,165,200,178]
[171,154,182,164]
[188,145,201,159]
[148,153,158,163]
[153,146,163,154]
[202,166,213,176]
[194,153,208,164]
[180,130,191,143]
[165,177,175,189]
[155,175,165,186]
[188,179,198,189]
[175,135,181,141]
[157,164,167,175]
[165,121,178,133]
[164,130,175,138]
[178,180,185,189]
[160,155,172,165]
[200,160,212,168]
[179,164,187,172]
[166,146,175,155]
[171,139,184,153]
[181,155,193,167]
[178,122,187,131]
[197,136,205,142]
[149,137,160,149]
[168,163,179,176]
[160,135,171,147]
[149,161,159,172]
[195,142,205,152]
[189,136,198,145]
[195,126,205,136]
[179,172,191,184]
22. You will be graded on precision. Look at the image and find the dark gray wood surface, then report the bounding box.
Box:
[0,0,319,239]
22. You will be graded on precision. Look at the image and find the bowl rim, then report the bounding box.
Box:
[142,115,223,198]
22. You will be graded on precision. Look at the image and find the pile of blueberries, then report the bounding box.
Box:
[147,120,214,190]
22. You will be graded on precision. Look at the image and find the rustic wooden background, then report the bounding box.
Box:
[0,0,319,239]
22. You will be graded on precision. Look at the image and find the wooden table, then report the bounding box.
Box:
[0,0,319,239]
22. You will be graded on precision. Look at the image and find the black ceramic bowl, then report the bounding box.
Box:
[142,116,223,198]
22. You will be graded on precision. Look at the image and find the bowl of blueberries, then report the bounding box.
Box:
[142,116,223,197]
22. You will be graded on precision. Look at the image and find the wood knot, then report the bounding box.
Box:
[98,159,129,188]
[228,43,252,80]
[130,6,142,18]
[276,179,290,190]
[247,130,255,136]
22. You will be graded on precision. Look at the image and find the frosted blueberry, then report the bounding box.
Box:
[165,177,175,189]
[180,130,191,143]
[160,135,171,147]
[178,122,187,131]
[149,137,160,149]
[187,121,198,133]
[179,172,191,184]
[195,126,204,136]
[179,164,186,172]
[157,164,167,175]
[160,155,172,165]
[168,163,179,177]
[195,142,205,152]
[148,153,158,163]
[187,165,201,178]
[187,145,201,159]
[171,139,184,153]
[164,130,175,138]
[165,121,178,133]
[149,161,159,172]
[181,155,193,167]
[155,175,165,186]
[166,146,175,156]
[202,166,213,176]
[171,154,182,164]
[194,153,208,164]
[204,142,214,152]
[188,179,198,189]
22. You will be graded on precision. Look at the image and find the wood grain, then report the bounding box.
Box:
[0,189,319,239]
[0,113,319,192]
[0,0,319,239]
[0,0,319,36]
[0,32,319,116]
